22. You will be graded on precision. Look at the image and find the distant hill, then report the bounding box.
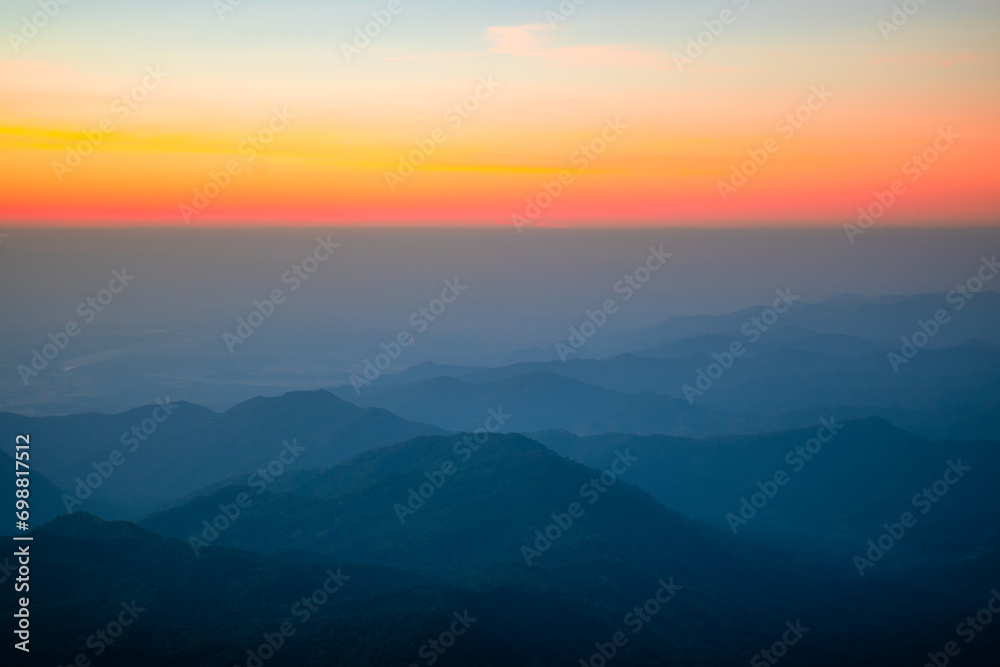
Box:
[6,513,558,666]
[330,328,1000,440]
[0,390,443,517]
[626,292,1000,350]
[136,432,986,665]
[332,372,778,437]
[1,448,65,525]
[532,418,1000,582]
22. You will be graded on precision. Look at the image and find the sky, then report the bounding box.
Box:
[1,0,998,227]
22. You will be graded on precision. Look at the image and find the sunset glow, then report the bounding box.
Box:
[1,0,998,227]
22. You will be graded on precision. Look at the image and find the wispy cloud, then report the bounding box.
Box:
[383,52,482,62]
[870,52,982,67]
[486,24,672,70]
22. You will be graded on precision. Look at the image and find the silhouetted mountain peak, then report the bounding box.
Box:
[227,388,352,414]
[35,511,154,542]
[823,293,872,305]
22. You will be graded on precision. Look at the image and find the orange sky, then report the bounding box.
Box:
[1,1,998,227]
